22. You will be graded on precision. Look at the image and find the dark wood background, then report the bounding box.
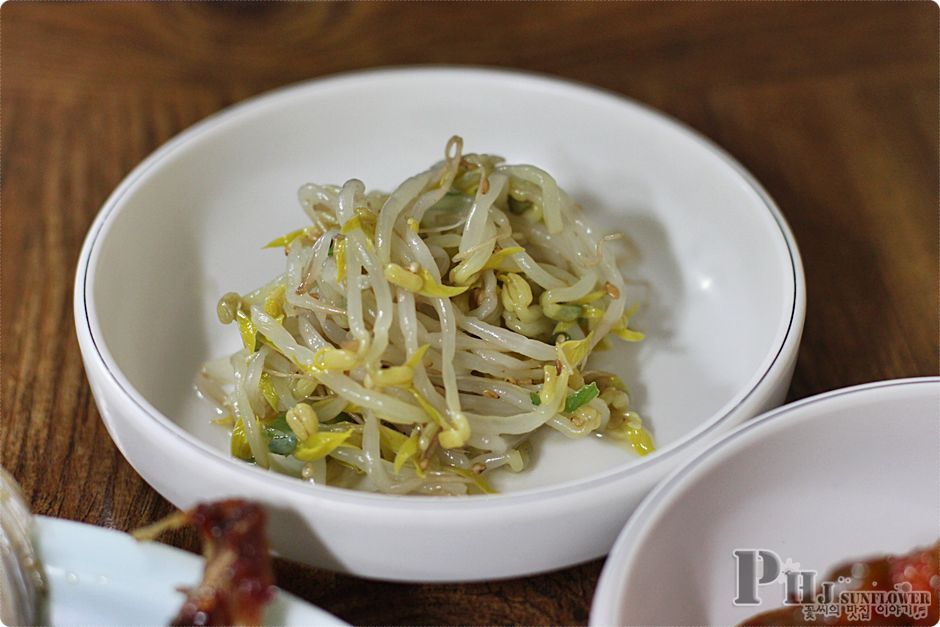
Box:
[2,2,936,625]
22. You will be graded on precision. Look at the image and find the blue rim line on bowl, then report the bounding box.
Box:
[75,66,804,508]
[589,376,940,624]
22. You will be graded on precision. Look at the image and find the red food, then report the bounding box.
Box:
[135,499,275,626]
[742,541,939,626]
[886,544,937,600]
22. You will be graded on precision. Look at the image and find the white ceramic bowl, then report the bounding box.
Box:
[591,378,940,626]
[74,67,804,581]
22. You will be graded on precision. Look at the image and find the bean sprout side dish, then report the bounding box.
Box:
[198,137,653,495]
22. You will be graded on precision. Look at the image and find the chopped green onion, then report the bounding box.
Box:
[564,382,599,413]
[267,433,296,455]
[264,414,298,455]
[531,383,600,413]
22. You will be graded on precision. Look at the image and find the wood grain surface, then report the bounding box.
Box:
[1,2,936,625]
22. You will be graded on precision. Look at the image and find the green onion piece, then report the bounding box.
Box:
[267,432,297,455]
[264,414,298,455]
[266,413,291,431]
[531,383,600,412]
[564,382,599,413]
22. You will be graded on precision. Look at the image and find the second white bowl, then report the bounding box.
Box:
[591,378,939,625]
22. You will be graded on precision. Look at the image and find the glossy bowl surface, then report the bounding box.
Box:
[75,67,804,581]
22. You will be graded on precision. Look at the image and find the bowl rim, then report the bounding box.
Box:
[589,376,940,625]
[74,65,805,508]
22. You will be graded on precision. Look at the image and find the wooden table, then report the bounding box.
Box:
[2,3,936,624]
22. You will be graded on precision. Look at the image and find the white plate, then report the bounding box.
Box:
[590,378,940,626]
[75,67,804,580]
[34,516,345,625]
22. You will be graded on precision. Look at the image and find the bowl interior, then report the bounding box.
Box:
[87,69,795,492]
[604,380,939,625]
